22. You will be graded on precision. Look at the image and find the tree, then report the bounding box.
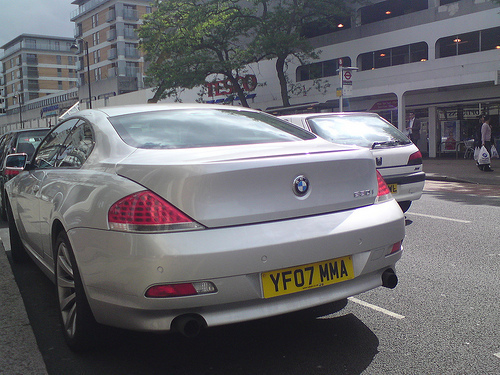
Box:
[250,0,355,107]
[139,0,257,106]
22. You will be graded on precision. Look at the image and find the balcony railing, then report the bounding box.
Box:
[123,9,138,21]
[124,29,138,40]
[125,49,140,59]
[108,49,118,60]
[107,9,116,22]
[107,29,117,41]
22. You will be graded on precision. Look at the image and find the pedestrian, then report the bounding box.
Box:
[406,111,421,146]
[479,114,493,172]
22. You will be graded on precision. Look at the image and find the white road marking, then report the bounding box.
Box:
[407,212,471,224]
[348,297,405,319]
[494,352,500,359]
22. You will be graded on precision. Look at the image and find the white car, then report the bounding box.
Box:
[280,112,425,212]
[5,104,404,351]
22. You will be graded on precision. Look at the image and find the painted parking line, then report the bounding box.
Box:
[348,297,405,320]
[407,212,471,224]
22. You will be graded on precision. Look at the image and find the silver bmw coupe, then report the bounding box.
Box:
[5,104,405,351]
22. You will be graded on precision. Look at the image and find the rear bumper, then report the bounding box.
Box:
[68,199,405,332]
[383,171,425,203]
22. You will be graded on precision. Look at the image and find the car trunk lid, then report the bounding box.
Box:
[114,140,378,228]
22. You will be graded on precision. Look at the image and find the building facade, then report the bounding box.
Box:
[70,0,152,106]
[127,0,497,158]
[0,34,79,122]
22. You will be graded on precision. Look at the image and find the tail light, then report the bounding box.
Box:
[145,281,217,298]
[108,191,204,232]
[408,151,422,165]
[375,170,392,204]
[389,241,402,255]
[4,169,22,177]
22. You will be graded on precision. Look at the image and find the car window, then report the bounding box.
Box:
[307,115,412,148]
[14,130,50,160]
[55,122,95,168]
[108,109,315,149]
[34,119,80,169]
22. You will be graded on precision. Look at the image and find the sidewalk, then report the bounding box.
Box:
[423,156,500,186]
[0,156,498,375]
[0,242,48,375]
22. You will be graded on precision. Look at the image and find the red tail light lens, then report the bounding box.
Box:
[375,170,392,203]
[408,151,423,165]
[145,282,217,298]
[4,169,21,177]
[389,241,402,255]
[108,191,204,232]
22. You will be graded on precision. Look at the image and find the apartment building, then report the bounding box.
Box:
[70,0,152,105]
[0,34,78,118]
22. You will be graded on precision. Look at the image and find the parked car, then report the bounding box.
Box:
[5,104,404,351]
[0,128,50,220]
[280,112,425,212]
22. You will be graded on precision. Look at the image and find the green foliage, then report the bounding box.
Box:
[139,0,256,104]
[139,0,355,107]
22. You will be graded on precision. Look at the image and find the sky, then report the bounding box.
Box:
[0,0,75,51]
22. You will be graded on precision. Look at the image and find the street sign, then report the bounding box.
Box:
[344,71,352,80]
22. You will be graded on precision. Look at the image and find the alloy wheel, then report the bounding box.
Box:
[56,241,77,339]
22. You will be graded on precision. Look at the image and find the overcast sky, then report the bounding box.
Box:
[0,0,75,51]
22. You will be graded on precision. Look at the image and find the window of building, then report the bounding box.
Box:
[359,42,428,70]
[481,27,500,51]
[92,14,99,28]
[436,27,500,58]
[93,32,100,46]
[95,67,102,81]
[360,0,428,25]
[57,68,62,77]
[58,81,63,90]
[440,0,458,5]
[27,53,37,64]
[296,57,351,82]
[146,6,152,14]
[302,15,351,38]
[57,55,62,64]
[93,50,101,64]
[68,56,73,65]
[25,38,37,49]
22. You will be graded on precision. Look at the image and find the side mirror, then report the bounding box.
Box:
[5,153,28,177]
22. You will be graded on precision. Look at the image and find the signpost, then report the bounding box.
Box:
[337,66,358,112]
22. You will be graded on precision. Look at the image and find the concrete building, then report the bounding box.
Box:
[70,0,152,106]
[117,0,497,158]
[0,34,79,129]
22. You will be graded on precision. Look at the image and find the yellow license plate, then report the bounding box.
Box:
[261,256,354,298]
[387,183,398,194]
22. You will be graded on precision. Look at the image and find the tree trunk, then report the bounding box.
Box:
[276,56,290,107]
[227,75,249,107]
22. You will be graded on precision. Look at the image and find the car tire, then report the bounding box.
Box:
[7,200,29,263]
[55,231,98,352]
[398,201,412,213]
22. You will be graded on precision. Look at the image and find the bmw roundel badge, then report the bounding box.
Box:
[293,175,309,196]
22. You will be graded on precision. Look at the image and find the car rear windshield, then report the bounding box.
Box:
[108,109,315,149]
[15,130,49,157]
[307,115,411,149]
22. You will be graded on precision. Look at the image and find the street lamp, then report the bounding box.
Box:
[14,93,23,129]
[71,39,92,109]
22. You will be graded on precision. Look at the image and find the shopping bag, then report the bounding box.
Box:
[477,146,491,165]
[474,147,480,161]
[491,145,499,159]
